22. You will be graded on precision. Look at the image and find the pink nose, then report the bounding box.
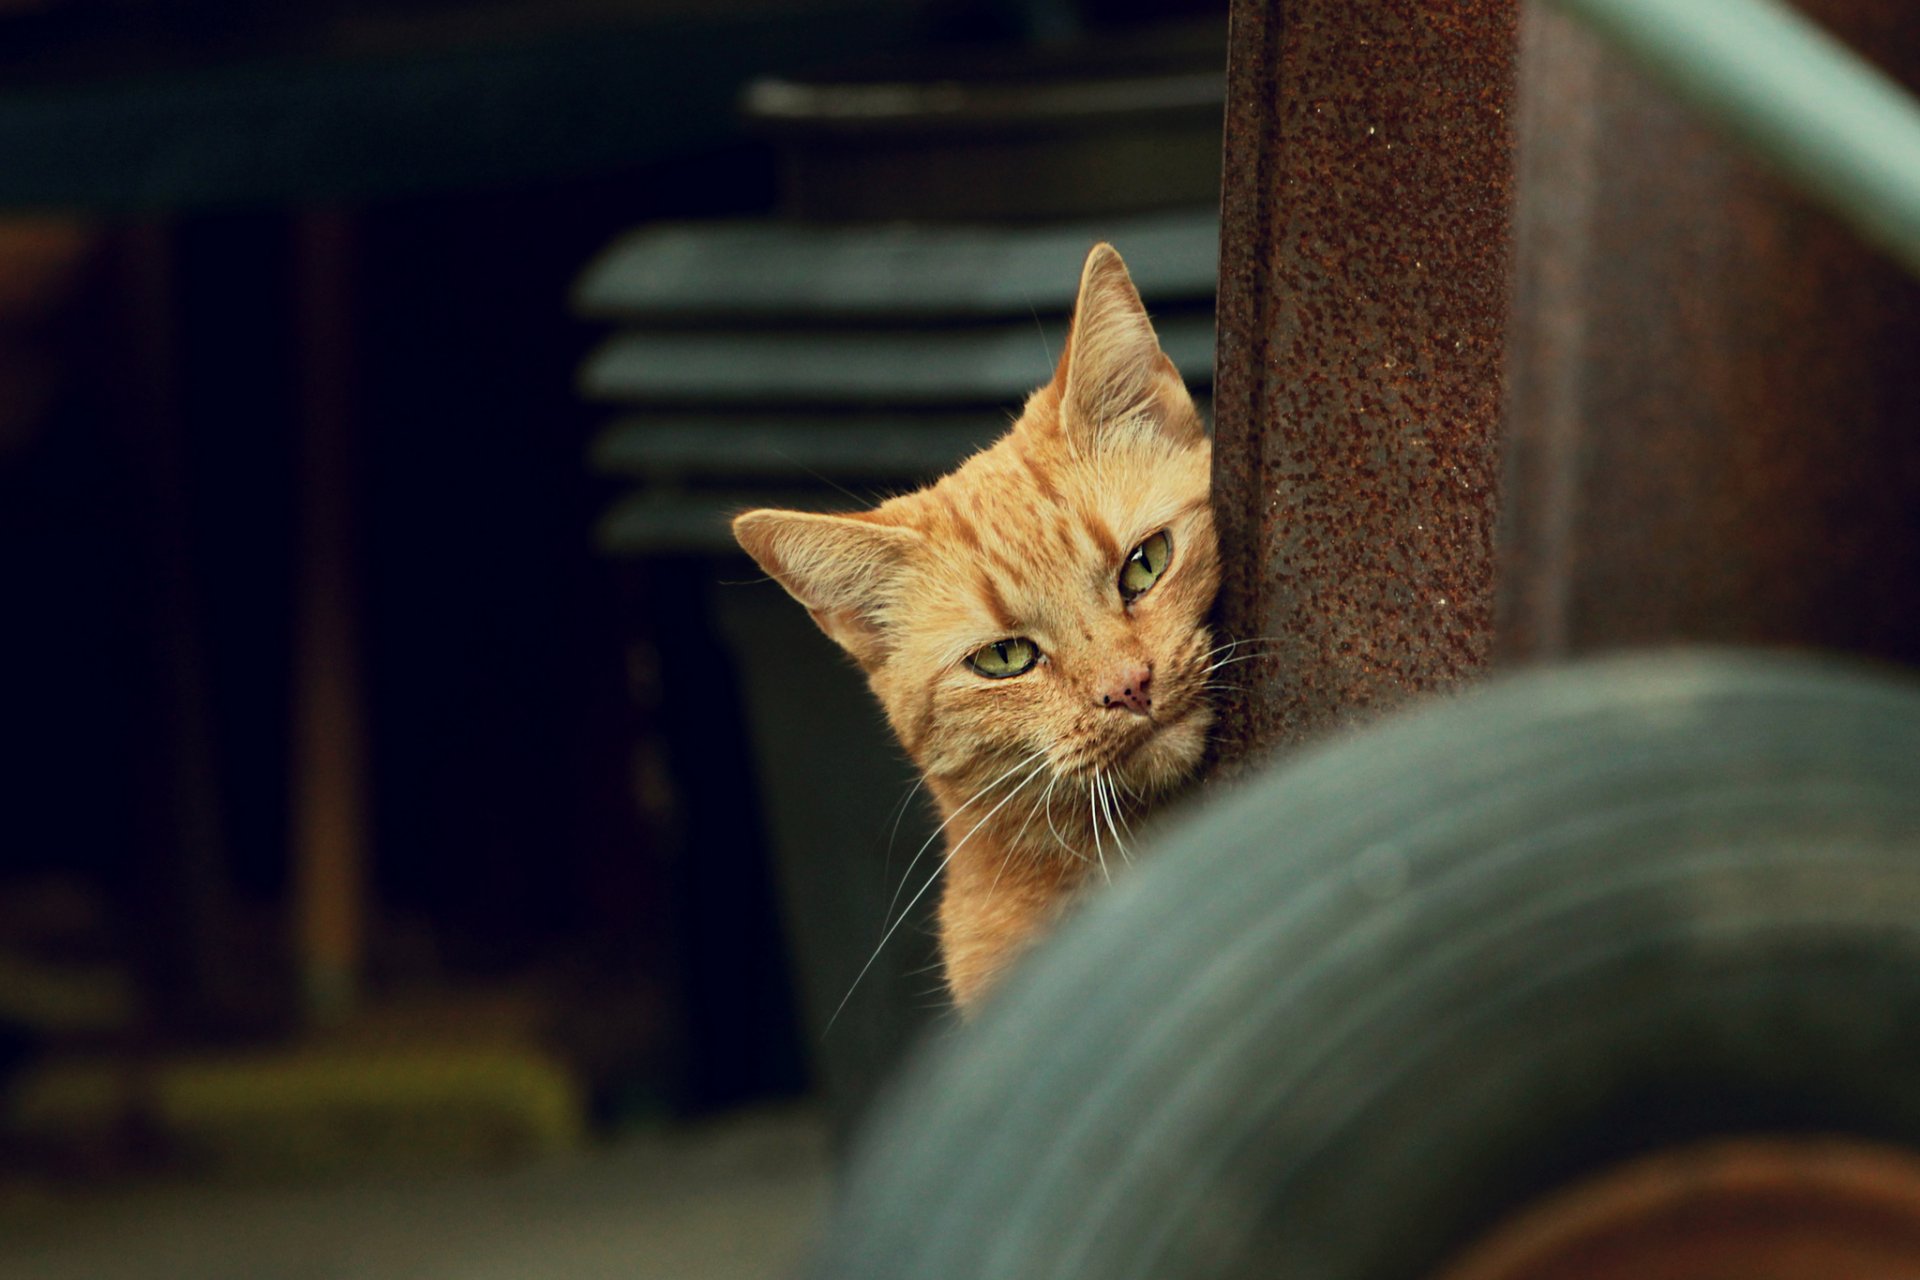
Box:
[1098,663,1153,715]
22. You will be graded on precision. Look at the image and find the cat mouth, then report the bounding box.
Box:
[1057,700,1201,779]
[1117,699,1210,777]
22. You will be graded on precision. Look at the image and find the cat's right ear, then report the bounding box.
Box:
[732,508,920,666]
[1055,243,1203,450]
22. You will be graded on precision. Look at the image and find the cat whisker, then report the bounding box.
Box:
[1027,303,1058,373]
[1009,768,1053,854]
[1204,652,1276,675]
[1088,775,1111,885]
[828,757,1049,1032]
[1198,636,1288,662]
[982,763,1060,911]
[1093,771,1115,865]
[882,774,928,881]
[778,453,879,508]
[1112,778,1141,847]
[1043,774,1079,859]
[880,748,1046,937]
[1097,772,1130,867]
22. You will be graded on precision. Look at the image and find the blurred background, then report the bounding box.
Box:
[0,0,1229,1275]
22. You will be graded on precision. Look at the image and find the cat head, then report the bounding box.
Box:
[734,244,1218,802]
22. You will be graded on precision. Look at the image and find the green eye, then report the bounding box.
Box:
[1119,530,1173,601]
[967,637,1039,679]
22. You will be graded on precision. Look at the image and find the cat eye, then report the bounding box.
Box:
[1119,530,1173,601]
[967,637,1040,679]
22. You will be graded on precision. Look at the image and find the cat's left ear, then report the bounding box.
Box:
[1055,243,1203,448]
[732,507,920,667]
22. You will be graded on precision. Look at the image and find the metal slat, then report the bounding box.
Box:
[579,309,1216,407]
[573,210,1221,322]
[590,414,1003,481]
[590,397,1217,484]
[597,489,863,555]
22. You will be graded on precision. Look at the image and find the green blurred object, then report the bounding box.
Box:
[1547,0,1920,278]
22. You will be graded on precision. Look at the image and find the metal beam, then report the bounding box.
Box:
[1210,0,1518,767]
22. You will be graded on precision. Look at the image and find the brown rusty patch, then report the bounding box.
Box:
[1437,1138,1920,1280]
[1210,0,1516,770]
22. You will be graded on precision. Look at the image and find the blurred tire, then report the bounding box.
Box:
[810,650,1920,1280]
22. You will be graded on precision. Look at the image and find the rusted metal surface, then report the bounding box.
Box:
[1210,0,1517,769]
[1436,1139,1920,1280]
[1499,2,1920,665]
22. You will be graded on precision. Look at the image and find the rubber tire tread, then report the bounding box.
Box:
[810,651,1920,1280]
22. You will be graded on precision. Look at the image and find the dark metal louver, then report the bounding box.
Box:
[575,208,1220,554]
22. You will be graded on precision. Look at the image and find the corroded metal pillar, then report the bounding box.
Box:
[1211,1,1518,767]
[1499,2,1920,665]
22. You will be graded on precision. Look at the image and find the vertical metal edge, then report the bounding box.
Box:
[1495,3,1601,664]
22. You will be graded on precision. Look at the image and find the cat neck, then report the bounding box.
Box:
[934,804,1103,1011]
[926,764,1138,874]
[925,763,1147,1009]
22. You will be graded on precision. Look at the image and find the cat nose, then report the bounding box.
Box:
[1097,663,1153,715]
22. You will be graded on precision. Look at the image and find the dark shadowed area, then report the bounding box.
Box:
[0,0,1228,1275]
[14,0,1919,1275]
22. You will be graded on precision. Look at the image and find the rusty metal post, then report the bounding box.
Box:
[1499,2,1920,665]
[1210,0,1518,768]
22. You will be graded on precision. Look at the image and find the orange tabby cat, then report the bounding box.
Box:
[733,244,1219,1012]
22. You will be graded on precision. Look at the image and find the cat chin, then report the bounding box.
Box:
[1120,704,1211,792]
